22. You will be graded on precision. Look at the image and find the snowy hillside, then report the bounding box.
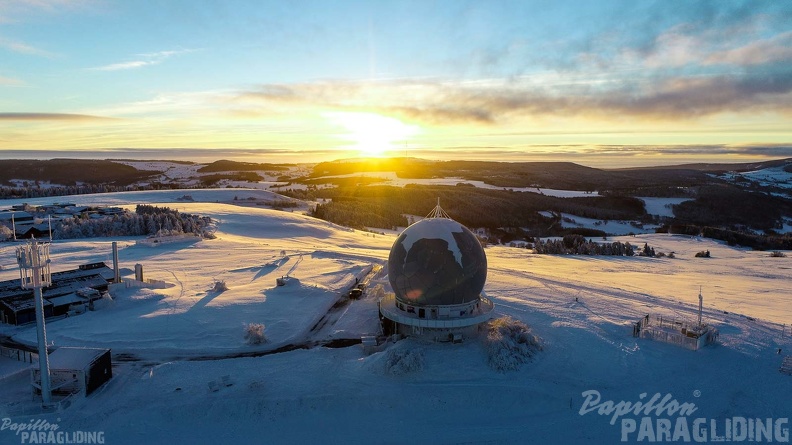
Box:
[0,191,790,444]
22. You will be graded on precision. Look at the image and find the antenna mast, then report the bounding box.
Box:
[426,197,450,219]
[698,286,703,328]
[16,238,53,406]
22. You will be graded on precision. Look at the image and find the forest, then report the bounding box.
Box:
[0,159,157,186]
[48,205,214,240]
[308,184,648,233]
[533,235,648,256]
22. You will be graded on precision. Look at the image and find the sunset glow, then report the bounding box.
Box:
[0,0,790,166]
[325,112,419,156]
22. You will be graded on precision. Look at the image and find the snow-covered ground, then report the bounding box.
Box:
[638,197,691,218]
[301,171,599,197]
[719,165,792,200]
[0,190,790,444]
[539,211,660,235]
[740,166,792,190]
[535,197,691,235]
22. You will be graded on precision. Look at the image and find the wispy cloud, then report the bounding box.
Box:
[704,31,792,66]
[0,37,55,58]
[0,112,114,121]
[227,68,792,126]
[91,48,197,72]
[92,60,159,72]
[0,0,100,24]
[0,76,25,86]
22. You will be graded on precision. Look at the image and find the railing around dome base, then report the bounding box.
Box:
[379,294,494,329]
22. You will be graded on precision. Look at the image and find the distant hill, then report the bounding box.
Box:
[615,158,792,173]
[0,159,158,186]
[197,160,292,173]
[309,157,719,192]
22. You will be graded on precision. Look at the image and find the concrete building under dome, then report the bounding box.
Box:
[379,202,494,342]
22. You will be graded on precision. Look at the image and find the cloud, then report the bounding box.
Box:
[0,112,113,121]
[91,48,196,72]
[0,0,100,24]
[92,60,159,72]
[0,37,55,58]
[226,69,792,127]
[0,76,25,86]
[704,31,792,66]
[576,144,787,157]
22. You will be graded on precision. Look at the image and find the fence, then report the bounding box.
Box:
[123,278,169,289]
[633,314,718,351]
[1,345,37,363]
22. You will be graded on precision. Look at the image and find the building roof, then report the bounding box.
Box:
[0,294,53,312]
[13,223,50,236]
[46,293,87,308]
[0,262,114,302]
[48,347,108,371]
[0,211,33,221]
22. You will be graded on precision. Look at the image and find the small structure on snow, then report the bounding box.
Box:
[781,356,792,376]
[31,347,112,397]
[633,289,718,351]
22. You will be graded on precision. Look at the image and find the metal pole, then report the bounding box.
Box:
[33,285,52,405]
[698,287,703,328]
[17,240,53,406]
[30,242,51,405]
[112,242,120,283]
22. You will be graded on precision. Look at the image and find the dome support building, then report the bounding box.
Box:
[379,200,494,342]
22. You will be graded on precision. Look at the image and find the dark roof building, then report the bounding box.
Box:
[0,262,114,325]
[0,211,33,223]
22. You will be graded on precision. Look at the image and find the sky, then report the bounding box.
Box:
[0,0,791,167]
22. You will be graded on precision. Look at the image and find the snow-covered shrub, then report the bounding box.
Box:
[0,225,13,240]
[369,284,386,301]
[212,280,228,292]
[383,347,424,375]
[483,316,543,372]
[244,323,267,345]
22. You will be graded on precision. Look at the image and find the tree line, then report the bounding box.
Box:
[663,224,792,251]
[306,185,648,233]
[533,235,643,256]
[0,182,192,200]
[53,205,214,240]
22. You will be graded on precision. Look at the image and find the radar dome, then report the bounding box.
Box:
[388,217,487,306]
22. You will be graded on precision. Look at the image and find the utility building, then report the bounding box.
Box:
[32,347,112,397]
[0,262,114,325]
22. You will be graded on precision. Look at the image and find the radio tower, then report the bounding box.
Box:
[16,238,53,406]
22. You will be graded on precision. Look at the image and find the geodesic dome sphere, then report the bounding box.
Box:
[388,218,487,306]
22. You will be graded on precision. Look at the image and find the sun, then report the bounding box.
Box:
[324,111,419,156]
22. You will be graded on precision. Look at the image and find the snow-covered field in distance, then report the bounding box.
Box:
[0,190,790,444]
